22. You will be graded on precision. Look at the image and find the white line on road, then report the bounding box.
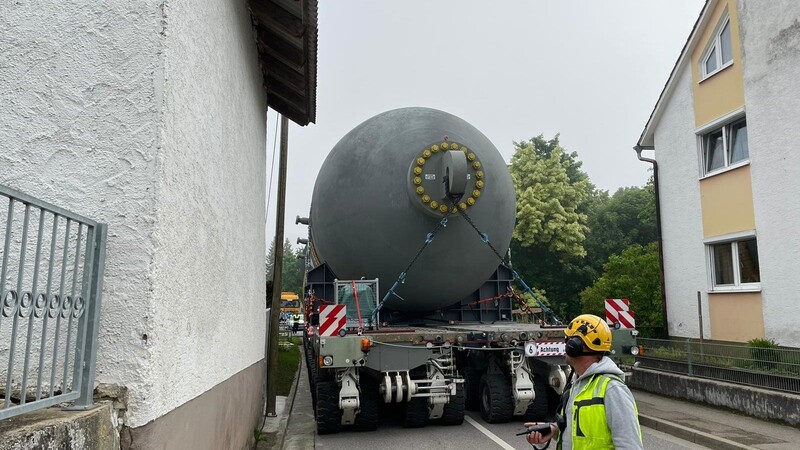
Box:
[464,416,517,450]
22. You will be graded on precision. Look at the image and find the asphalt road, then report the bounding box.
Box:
[315,408,711,450]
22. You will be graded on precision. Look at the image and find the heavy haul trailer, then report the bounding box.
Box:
[302,266,571,434]
[297,107,635,434]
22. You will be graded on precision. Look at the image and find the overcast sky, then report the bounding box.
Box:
[267,0,705,247]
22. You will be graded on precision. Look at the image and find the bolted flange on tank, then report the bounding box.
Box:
[310,107,515,313]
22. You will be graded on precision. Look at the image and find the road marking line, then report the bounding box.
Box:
[464,416,517,450]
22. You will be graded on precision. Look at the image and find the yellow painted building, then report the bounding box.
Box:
[636,0,800,347]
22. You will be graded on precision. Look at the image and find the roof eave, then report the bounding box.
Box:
[249,0,318,126]
[637,0,715,149]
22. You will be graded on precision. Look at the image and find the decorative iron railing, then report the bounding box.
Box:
[0,184,107,420]
[636,337,800,394]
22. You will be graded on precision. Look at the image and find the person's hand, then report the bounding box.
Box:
[522,422,555,445]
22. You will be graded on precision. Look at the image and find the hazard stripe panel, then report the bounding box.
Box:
[318,304,347,337]
[605,298,635,329]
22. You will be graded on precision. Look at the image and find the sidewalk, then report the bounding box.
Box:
[259,339,315,450]
[634,389,800,449]
[269,350,800,450]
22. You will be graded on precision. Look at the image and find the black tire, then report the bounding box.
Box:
[464,366,482,411]
[305,345,320,410]
[354,375,379,431]
[316,381,341,435]
[480,374,513,423]
[440,382,465,425]
[403,397,429,428]
[522,376,549,422]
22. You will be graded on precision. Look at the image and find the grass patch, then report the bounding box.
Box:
[276,339,301,396]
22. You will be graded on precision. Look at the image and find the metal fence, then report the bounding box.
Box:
[637,337,800,394]
[0,184,107,420]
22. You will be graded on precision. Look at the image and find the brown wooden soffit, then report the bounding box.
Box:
[249,0,318,126]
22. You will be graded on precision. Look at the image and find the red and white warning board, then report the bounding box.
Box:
[606,298,635,329]
[318,304,347,337]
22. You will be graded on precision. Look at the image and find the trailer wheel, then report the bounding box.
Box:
[403,397,429,428]
[354,375,379,431]
[480,374,513,423]
[522,376,549,421]
[316,381,341,435]
[464,366,482,411]
[440,383,465,425]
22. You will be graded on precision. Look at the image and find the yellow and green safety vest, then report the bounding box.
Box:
[558,374,639,450]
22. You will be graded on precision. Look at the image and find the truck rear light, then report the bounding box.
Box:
[361,338,372,353]
[322,355,334,366]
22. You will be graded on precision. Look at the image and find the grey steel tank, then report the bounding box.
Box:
[309,107,516,313]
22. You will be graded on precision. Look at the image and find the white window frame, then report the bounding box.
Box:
[700,14,734,80]
[696,112,748,178]
[704,232,761,292]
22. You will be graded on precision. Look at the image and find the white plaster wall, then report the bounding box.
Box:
[1,0,163,421]
[739,0,800,348]
[146,0,267,425]
[1,0,267,427]
[651,67,710,339]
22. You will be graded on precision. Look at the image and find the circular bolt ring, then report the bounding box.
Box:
[411,141,486,214]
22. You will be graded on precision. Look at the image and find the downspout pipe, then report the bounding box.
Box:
[635,145,669,338]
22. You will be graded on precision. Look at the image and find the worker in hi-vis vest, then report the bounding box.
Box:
[523,314,643,450]
[292,312,301,333]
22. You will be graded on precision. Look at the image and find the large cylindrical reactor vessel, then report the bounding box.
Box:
[309,107,515,313]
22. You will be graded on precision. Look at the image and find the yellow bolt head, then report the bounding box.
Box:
[467,153,476,161]
[430,201,439,209]
[472,190,481,198]
[413,167,422,175]
[431,145,439,152]
[467,198,476,206]
[416,186,425,195]
[417,158,426,166]
[472,161,481,169]
[422,195,431,203]
[439,205,449,213]
[476,171,484,179]
[459,202,467,210]
[476,180,484,189]
[423,150,431,158]
[413,177,422,185]
[442,142,449,149]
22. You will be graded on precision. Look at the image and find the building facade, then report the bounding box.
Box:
[1,0,317,448]
[637,0,800,347]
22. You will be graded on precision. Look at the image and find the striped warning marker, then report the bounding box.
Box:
[318,304,347,337]
[605,298,635,329]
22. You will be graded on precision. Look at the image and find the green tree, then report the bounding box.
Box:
[583,183,657,278]
[266,238,304,295]
[579,242,662,337]
[510,135,591,259]
[508,135,593,321]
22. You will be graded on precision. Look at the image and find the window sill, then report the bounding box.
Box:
[700,160,750,180]
[708,286,761,294]
[699,61,734,83]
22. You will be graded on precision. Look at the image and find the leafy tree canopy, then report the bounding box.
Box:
[583,181,657,277]
[579,242,663,336]
[510,135,591,260]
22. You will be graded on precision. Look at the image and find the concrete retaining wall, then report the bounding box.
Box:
[0,404,116,450]
[629,367,800,426]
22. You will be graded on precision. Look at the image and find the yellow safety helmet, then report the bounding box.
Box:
[564,314,612,353]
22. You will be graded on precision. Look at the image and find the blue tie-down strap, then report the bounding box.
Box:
[372,273,406,322]
[512,270,560,324]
